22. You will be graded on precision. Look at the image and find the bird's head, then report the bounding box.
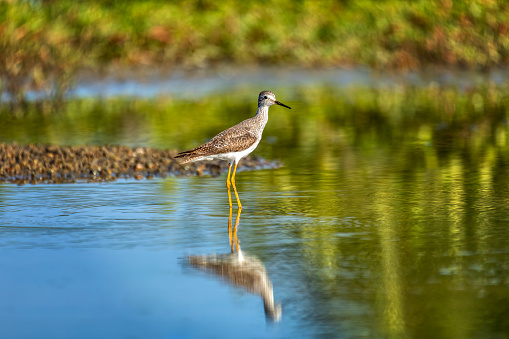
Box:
[258,91,291,109]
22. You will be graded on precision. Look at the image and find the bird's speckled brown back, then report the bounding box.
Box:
[174,118,261,163]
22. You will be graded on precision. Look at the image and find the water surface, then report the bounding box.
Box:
[1,81,509,338]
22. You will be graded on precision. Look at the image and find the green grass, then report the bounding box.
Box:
[2,0,509,104]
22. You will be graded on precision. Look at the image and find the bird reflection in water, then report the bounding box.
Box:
[187,207,282,322]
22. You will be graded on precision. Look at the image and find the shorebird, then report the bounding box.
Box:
[174,91,291,209]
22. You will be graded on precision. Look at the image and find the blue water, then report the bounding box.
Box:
[3,160,507,338]
[0,177,304,338]
[4,67,509,102]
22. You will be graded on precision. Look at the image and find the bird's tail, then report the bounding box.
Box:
[174,148,204,164]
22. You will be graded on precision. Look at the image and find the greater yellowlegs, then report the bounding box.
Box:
[174,90,291,209]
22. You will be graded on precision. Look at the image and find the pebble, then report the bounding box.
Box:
[0,143,280,185]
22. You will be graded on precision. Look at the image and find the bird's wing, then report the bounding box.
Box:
[174,126,258,158]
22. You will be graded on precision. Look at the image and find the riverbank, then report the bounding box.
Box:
[0,144,280,185]
[3,0,509,105]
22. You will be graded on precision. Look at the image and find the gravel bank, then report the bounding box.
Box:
[0,143,280,185]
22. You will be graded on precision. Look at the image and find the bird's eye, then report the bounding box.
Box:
[263,96,268,99]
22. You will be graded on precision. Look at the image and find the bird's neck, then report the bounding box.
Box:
[254,105,269,123]
[252,106,269,134]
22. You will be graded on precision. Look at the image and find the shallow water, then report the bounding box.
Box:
[63,67,509,99]
[2,166,509,337]
[1,81,509,338]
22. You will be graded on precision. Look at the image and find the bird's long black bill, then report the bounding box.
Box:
[275,101,291,109]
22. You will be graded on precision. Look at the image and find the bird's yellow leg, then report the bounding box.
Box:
[226,163,233,210]
[231,162,242,209]
[227,164,234,251]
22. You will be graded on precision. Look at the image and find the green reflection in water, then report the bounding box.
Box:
[1,85,509,337]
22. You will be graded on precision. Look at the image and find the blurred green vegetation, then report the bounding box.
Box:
[1,84,508,161]
[2,0,509,105]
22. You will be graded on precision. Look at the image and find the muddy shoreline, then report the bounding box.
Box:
[0,143,280,185]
